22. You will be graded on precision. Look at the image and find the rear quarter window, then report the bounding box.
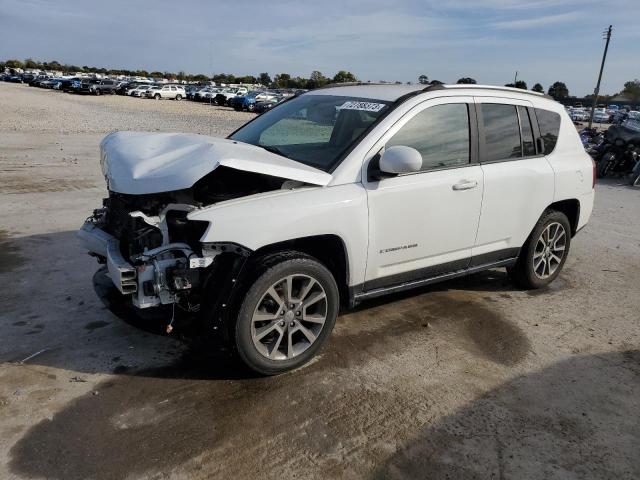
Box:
[535,108,561,154]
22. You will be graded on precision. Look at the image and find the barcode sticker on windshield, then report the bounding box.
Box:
[339,101,386,112]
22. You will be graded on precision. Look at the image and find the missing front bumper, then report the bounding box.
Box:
[78,221,137,295]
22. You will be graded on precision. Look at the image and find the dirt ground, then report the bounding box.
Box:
[1,82,639,480]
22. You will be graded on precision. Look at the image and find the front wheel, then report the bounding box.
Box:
[507,210,571,289]
[629,163,640,187]
[597,152,615,178]
[154,94,161,100]
[94,89,100,96]
[234,252,339,375]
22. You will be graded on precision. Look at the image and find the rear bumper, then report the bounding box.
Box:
[576,189,595,232]
[77,222,137,294]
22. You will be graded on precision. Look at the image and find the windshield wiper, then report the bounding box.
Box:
[258,144,289,158]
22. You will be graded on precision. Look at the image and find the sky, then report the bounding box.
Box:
[1,0,638,96]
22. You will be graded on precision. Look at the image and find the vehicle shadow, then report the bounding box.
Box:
[0,229,251,380]
[373,350,640,480]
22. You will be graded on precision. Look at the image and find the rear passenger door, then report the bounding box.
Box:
[471,97,555,265]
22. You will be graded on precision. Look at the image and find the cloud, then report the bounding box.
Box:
[492,12,580,29]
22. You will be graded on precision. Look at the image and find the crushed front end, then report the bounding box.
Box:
[79,130,331,329]
[78,191,242,320]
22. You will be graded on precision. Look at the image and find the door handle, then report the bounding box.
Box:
[452,180,478,191]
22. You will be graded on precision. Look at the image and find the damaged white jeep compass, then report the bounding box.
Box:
[79,84,595,374]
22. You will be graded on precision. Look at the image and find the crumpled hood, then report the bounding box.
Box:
[100,131,332,194]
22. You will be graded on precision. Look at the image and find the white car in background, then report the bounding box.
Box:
[201,88,223,102]
[215,87,249,105]
[145,85,186,100]
[79,84,594,374]
[130,85,152,97]
[592,108,610,123]
[570,109,589,122]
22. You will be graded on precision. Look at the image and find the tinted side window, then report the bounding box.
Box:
[386,103,470,171]
[518,106,536,156]
[481,104,521,161]
[535,108,561,154]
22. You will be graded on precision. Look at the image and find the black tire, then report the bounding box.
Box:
[94,89,100,96]
[233,251,339,375]
[154,94,161,100]
[597,152,614,178]
[247,103,255,112]
[175,94,182,101]
[630,171,640,187]
[507,210,571,289]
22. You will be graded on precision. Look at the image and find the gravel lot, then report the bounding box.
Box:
[1,82,639,480]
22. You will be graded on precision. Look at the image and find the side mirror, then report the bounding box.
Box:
[380,146,423,174]
[368,146,423,181]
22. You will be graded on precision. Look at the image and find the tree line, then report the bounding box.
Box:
[418,74,640,103]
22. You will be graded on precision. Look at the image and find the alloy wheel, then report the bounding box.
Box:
[533,222,567,279]
[251,274,327,360]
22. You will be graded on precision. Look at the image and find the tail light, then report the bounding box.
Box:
[592,158,596,189]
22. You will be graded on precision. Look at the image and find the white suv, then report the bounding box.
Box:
[146,84,186,100]
[79,84,595,374]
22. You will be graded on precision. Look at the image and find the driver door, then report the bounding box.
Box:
[363,97,483,291]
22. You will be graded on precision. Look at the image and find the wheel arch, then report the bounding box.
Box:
[250,234,350,307]
[547,199,580,236]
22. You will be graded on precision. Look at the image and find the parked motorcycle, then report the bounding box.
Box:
[594,125,640,178]
[597,143,638,178]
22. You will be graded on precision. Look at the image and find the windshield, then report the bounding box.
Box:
[230,94,391,172]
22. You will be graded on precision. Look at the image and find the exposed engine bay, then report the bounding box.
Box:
[80,166,296,314]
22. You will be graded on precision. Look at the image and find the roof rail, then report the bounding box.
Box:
[308,81,555,102]
[426,84,553,99]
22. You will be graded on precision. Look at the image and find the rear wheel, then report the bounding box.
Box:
[175,94,182,101]
[234,252,339,375]
[507,210,571,289]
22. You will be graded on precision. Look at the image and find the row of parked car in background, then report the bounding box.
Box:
[1,72,299,112]
[566,104,639,125]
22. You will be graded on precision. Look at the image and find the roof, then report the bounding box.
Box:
[306,83,550,102]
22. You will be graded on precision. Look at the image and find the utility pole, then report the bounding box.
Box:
[514,71,518,86]
[588,25,613,129]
